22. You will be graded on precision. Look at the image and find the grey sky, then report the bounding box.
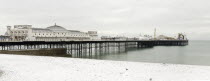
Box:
[0,0,210,40]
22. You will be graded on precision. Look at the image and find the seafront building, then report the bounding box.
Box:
[3,24,98,41]
[0,24,187,41]
[0,35,10,41]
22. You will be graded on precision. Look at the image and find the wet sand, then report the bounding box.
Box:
[0,70,3,77]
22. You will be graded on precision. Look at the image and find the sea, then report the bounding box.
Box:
[74,40,210,66]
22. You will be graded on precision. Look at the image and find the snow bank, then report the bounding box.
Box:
[0,54,210,81]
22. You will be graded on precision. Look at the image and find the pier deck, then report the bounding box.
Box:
[0,40,188,56]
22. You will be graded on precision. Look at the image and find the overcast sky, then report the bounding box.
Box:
[0,0,210,40]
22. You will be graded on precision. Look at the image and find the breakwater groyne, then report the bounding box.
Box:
[0,40,188,56]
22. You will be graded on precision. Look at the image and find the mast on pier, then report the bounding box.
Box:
[154,28,157,40]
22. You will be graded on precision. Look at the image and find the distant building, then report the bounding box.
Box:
[5,24,98,41]
[87,31,99,40]
[139,34,152,40]
[101,36,139,41]
[101,36,116,41]
[157,35,175,40]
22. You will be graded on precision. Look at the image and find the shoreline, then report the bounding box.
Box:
[0,70,3,78]
[0,54,210,81]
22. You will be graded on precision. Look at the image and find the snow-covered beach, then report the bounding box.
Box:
[0,54,210,81]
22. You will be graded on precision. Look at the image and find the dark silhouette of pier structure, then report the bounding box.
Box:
[0,40,188,57]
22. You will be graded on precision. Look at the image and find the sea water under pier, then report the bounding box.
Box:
[0,40,188,56]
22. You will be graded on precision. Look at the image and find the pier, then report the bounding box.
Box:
[0,40,188,57]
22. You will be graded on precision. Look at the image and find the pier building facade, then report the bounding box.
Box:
[4,24,98,41]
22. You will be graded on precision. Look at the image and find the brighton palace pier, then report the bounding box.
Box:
[3,24,98,41]
[0,24,188,56]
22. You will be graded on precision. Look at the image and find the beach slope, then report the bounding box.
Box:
[0,54,210,81]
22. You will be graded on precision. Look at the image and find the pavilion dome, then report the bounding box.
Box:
[46,24,67,31]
